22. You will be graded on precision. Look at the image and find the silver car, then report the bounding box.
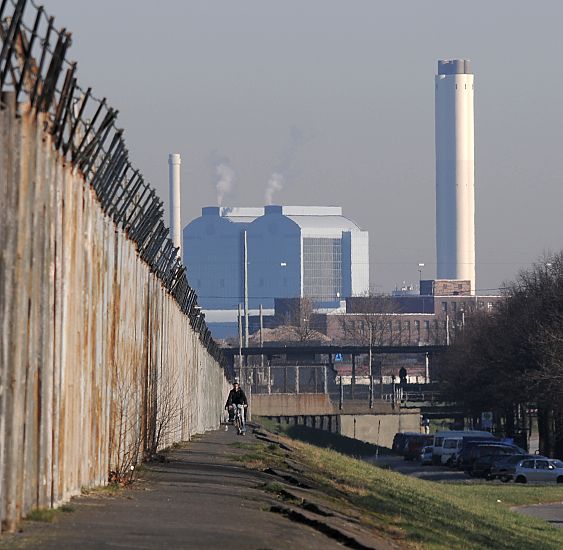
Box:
[511,458,563,484]
[419,445,433,466]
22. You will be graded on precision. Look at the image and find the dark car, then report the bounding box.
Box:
[450,437,500,468]
[403,435,434,461]
[392,432,421,455]
[459,444,524,473]
[471,451,527,479]
[452,439,510,468]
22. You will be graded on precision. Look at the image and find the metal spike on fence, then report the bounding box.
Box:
[0,0,223,367]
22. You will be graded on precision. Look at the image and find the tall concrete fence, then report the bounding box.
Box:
[0,0,229,532]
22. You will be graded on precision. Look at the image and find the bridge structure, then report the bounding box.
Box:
[223,343,446,361]
[222,344,446,396]
[222,343,450,447]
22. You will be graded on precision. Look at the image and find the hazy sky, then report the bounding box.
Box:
[45,0,563,293]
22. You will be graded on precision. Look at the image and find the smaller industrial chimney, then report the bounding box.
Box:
[168,153,182,257]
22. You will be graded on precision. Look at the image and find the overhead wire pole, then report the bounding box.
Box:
[259,304,264,367]
[238,304,242,380]
[243,230,249,350]
[369,322,373,408]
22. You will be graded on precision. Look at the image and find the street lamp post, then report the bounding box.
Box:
[418,263,425,287]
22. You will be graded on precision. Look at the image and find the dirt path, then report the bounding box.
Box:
[0,427,391,549]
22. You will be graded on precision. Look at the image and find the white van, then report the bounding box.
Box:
[433,431,494,465]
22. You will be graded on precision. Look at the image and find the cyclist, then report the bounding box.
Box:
[225,380,248,433]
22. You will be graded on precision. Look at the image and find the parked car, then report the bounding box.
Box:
[392,432,420,455]
[419,445,433,466]
[403,435,434,461]
[459,444,524,473]
[432,431,494,465]
[448,436,502,468]
[471,453,529,479]
[489,454,536,482]
[503,458,563,484]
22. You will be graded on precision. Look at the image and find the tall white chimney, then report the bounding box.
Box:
[168,153,182,257]
[435,59,475,293]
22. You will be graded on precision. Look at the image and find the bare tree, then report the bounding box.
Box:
[109,368,143,485]
[279,297,321,342]
[334,294,400,345]
[438,251,563,456]
[145,366,184,459]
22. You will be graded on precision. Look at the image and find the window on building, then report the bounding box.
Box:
[415,320,421,341]
[403,321,411,343]
[441,301,448,312]
[452,302,457,312]
[302,237,342,301]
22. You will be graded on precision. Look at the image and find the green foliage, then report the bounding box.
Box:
[26,508,58,523]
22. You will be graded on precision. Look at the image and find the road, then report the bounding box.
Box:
[365,455,472,483]
[516,502,563,529]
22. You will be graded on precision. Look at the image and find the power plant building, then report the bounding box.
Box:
[183,205,369,310]
[435,59,476,292]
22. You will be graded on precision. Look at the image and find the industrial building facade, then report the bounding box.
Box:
[183,205,369,310]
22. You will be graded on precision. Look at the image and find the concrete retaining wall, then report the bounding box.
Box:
[339,413,421,448]
[0,98,228,532]
[265,410,421,449]
[251,394,395,417]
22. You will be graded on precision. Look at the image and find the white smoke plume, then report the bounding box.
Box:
[216,163,235,206]
[265,172,284,205]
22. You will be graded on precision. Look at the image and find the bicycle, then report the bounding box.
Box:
[232,404,246,435]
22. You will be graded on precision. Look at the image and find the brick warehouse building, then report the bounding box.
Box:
[250,280,504,346]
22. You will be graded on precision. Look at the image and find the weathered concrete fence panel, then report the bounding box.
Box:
[0,95,227,532]
[0,0,232,529]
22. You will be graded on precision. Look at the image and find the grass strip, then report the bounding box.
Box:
[244,427,563,549]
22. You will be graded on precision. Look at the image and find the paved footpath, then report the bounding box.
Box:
[0,428,350,550]
[517,502,563,529]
